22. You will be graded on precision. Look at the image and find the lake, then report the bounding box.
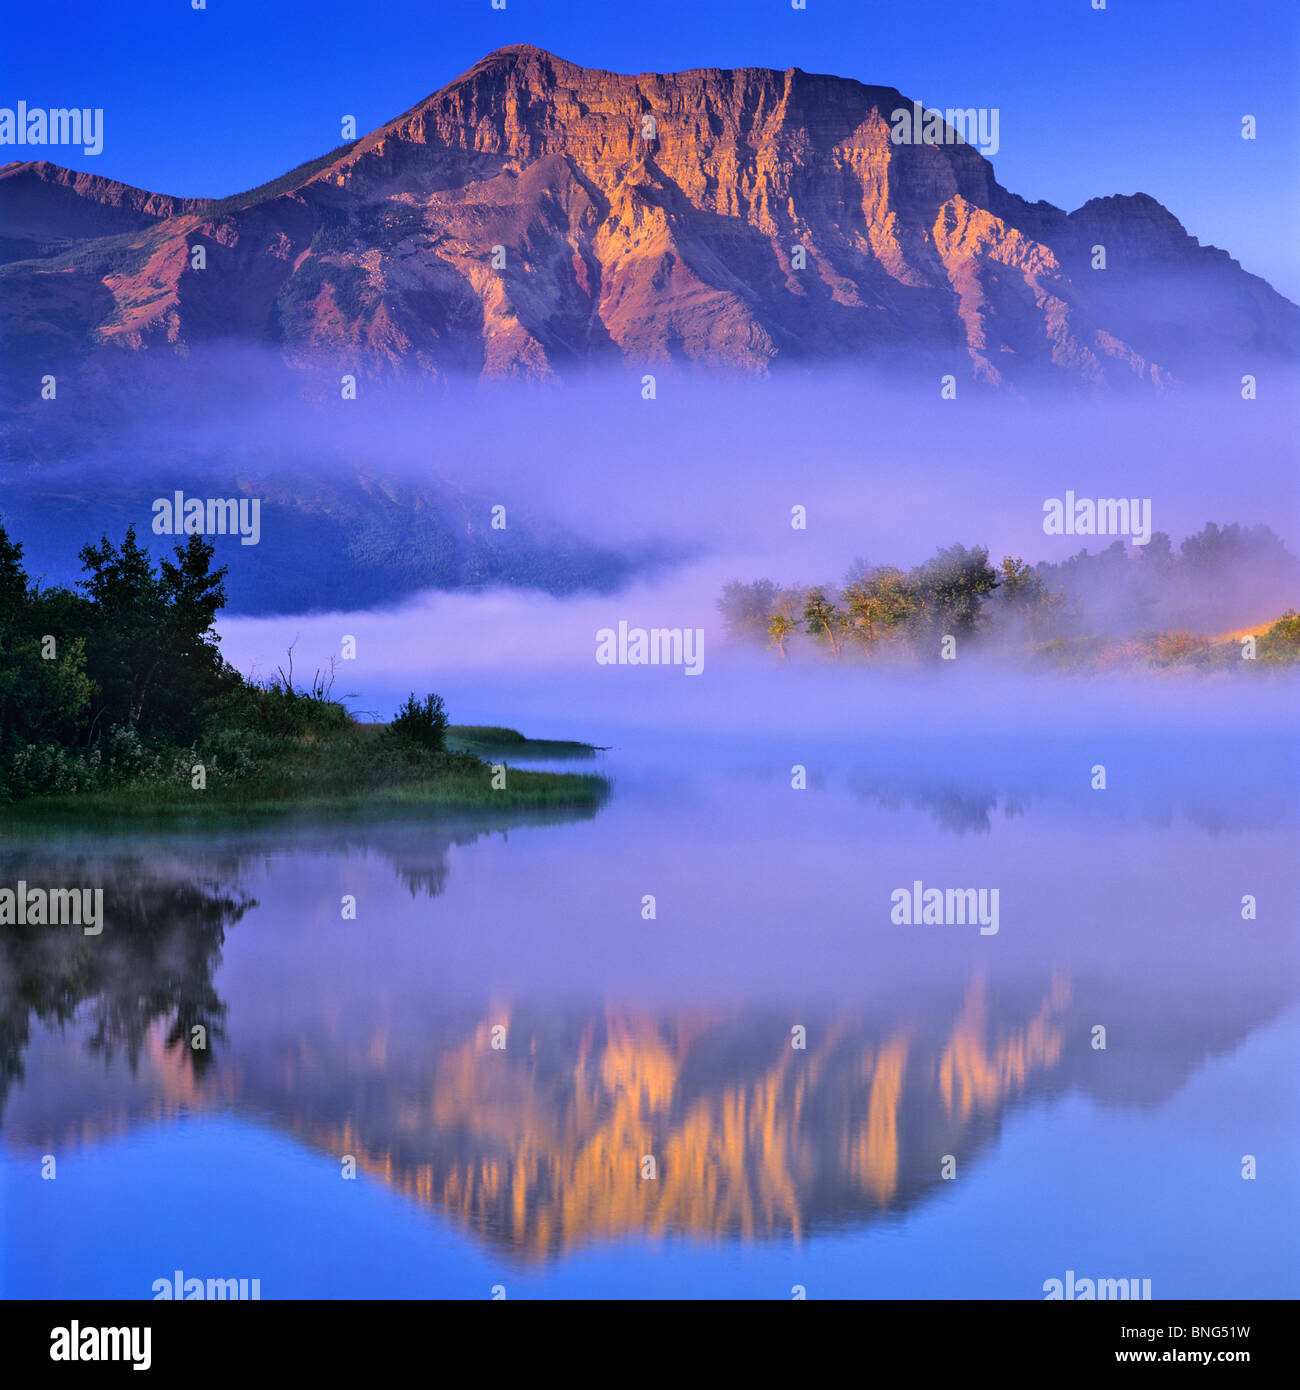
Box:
[2,710,1297,1299]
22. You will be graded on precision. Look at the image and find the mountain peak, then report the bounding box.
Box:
[456,43,579,82]
[479,42,554,59]
[2,48,1295,392]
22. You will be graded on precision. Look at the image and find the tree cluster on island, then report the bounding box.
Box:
[720,527,1300,670]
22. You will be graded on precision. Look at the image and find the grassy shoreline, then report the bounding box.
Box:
[445,725,608,759]
[0,723,609,826]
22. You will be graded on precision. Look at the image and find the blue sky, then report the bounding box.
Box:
[3,0,1298,299]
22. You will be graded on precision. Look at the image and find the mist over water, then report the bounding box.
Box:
[5,351,1298,624]
[217,592,1300,732]
[5,347,1300,1304]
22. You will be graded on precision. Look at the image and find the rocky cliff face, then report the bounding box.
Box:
[2,45,1295,389]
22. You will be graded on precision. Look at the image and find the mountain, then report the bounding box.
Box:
[0,460,654,615]
[2,45,1296,392]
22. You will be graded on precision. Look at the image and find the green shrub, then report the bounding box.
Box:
[1258,610,1300,665]
[209,671,353,741]
[388,693,449,752]
[0,738,103,799]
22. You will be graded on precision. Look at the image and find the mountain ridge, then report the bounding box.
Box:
[2,45,1296,390]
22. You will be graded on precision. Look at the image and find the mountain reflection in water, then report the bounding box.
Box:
[2,740,1293,1273]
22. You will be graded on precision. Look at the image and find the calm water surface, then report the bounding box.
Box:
[2,725,1297,1298]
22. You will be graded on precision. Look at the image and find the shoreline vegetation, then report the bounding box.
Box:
[720,528,1300,672]
[0,517,607,822]
[446,726,609,759]
[0,723,610,827]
